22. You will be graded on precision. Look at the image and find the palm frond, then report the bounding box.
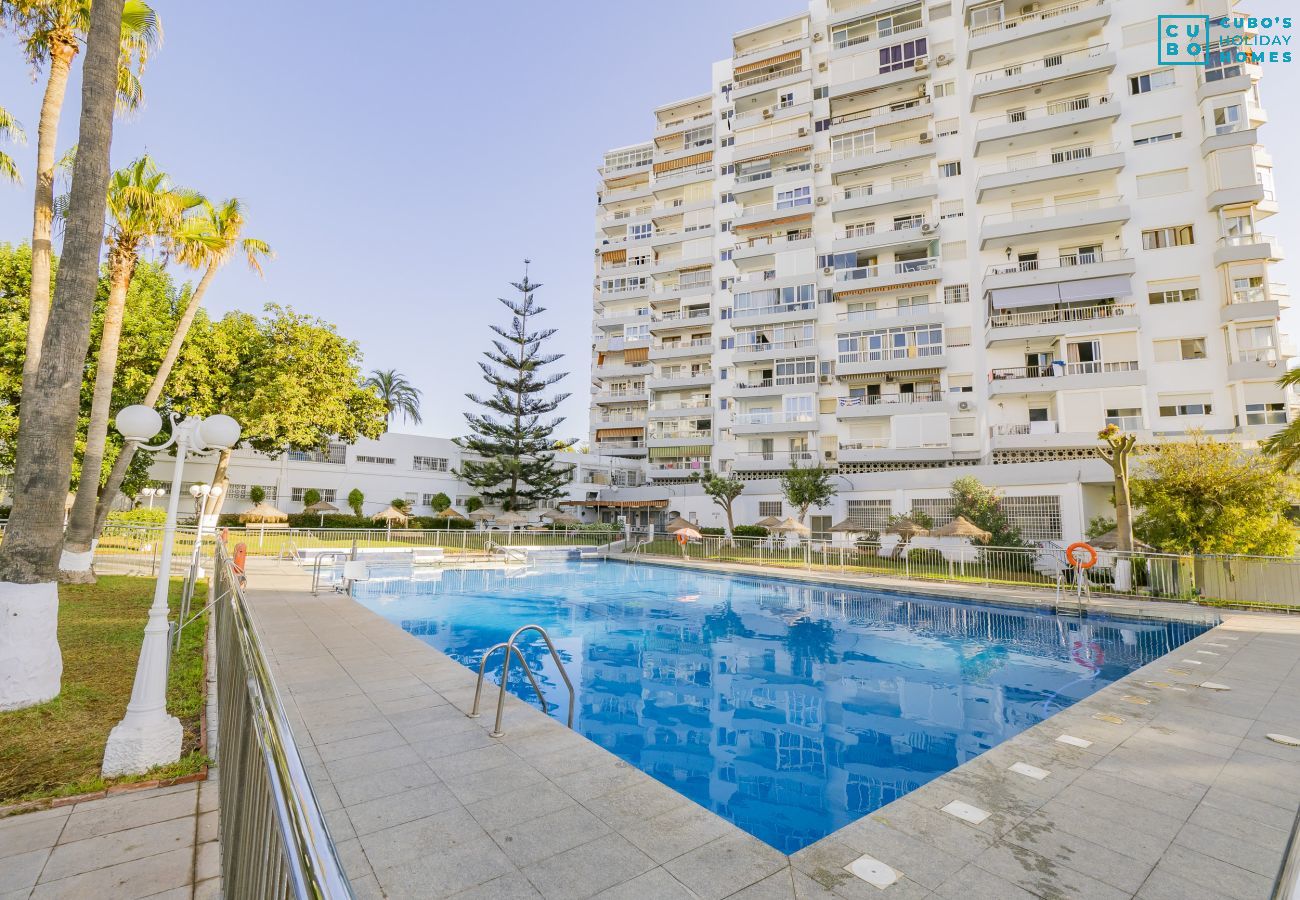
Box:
[0,151,20,185]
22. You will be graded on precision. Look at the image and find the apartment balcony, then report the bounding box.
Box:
[826,136,937,177]
[592,361,653,379]
[731,410,818,434]
[1214,233,1284,267]
[730,299,817,327]
[734,199,815,230]
[654,108,713,138]
[834,392,950,419]
[985,302,1136,345]
[731,229,814,265]
[831,177,938,220]
[988,421,1113,450]
[973,94,1119,156]
[975,143,1124,202]
[836,440,953,463]
[1227,349,1287,381]
[647,462,711,479]
[966,0,1111,67]
[731,374,819,397]
[591,388,649,406]
[969,44,1116,111]
[650,224,713,250]
[651,339,713,360]
[828,96,933,138]
[1220,284,1288,325]
[834,302,944,332]
[731,130,814,171]
[732,337,818,362]
[599,282,650,301]
[732,158,812,199]
[731,64,809,102]
[652,163,715,192]
[593,335,651,353]
[591,439,647,457]
[648,399,713,418]
[649,309,713,333]
[599,181,654,207]
[1197,69,1263,104]
[593,307,652,328]
[836,348,946,378]
[646,370,713,390]
[979,195,1129,250]
[595,409,648,426]
[832,256,940,294]
[1208,181,1272,213]
[982,249,1135,292]
[832,220,935,255]
[651,253,712,276]
[829,50,930,101]
[729,450,818,473]
[733,13,810,63]
[987,360,1144,395]
[648,430,713,448]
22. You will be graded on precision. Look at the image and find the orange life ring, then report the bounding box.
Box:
[676,532,690,546]
[1066,542,1098,569]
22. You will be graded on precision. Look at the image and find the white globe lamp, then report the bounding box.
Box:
[116,405,163,443]
[198,414,241,450]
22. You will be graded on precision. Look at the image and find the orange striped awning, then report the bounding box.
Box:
[733,211,814,231]
[653,151,713,175]
[734,49,802,77]
[734,144,812,167]
[624,346,650,363]
[595,427,645,440]
[602,249,627,264]
[835,278,940,297]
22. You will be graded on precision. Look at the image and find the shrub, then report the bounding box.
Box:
[700,526,726,536]
[248,485,266,505]
[346,488,365,517]
[302,488,321,508]
[413,516,473,529]
[428,492,451,513]
[732,525,769,538]
[466,496,484,513]
[906,546,945,567]
[108,507,167,525]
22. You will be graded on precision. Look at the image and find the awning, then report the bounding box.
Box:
[835,278,939,297]
[653,151,713,175]
[734,144,812,167]
[733,49,802,77]
[595,427,645,440]
[838,368,943,383]
[559,499,669,509]
[624,346,649,363]
[990,275,1132,308]
[734,211,813,231]
[602,249,627,264]
[648,445,712,458]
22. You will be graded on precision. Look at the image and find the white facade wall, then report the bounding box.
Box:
[587,0,1295,542]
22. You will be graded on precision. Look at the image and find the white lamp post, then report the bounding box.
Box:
[102,407,241,776]
[140,486,165,509]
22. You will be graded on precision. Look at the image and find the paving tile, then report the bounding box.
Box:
[970,840,1130,900]
[450,871,543,899]
[1145,843,1273,900]
[581,779,689,832]
[332,760,440,808]
[727,869,797,900]
[465,780,577,832]
[1197,784,1298,831]
[59,789,197,843]
[489,804,611,867]
[663,832,787,900]
[441,760,548,806]
[931,862,1038,900]
[1000,820,1153,894]
[39,817,195,882]
[591,866,698,900]
[551,760,646,802]
[1135,867,1240,900]
[865,799,994,862]
[1174,820,1286,879]
[194,839,220,882]
[0,848,49,894]
[29,846,193,900]
[347,782,461,836]
[617,800,733,864]
[522,832,656,900]
[322,744,423,783]
[823,817,965,890]
[0,814,67,860]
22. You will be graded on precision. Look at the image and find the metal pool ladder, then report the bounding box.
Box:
[469,624,575,738]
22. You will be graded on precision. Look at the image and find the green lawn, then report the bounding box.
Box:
[0,576,208,805]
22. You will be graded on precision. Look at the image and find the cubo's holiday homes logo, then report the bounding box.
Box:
[1158,14,1293,66]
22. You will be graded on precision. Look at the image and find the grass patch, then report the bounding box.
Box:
[0,576,208,805]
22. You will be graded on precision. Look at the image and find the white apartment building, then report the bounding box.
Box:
[144,432,646,520]
[588,0,1295,542]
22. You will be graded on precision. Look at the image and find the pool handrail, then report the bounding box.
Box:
[467,623,575,738]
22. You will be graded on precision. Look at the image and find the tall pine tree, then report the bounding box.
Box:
[455,263,572,511]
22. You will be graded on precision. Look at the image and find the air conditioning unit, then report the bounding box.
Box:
[935,53,953,67]
[819,374,833,384]
[824,449,837,460]
[797,127,809,137]
[958,400,973,411]
[1022,2,1041,13]
[812,32,824,41]
[914,58,929,71]
[813,162,823,172]
[815,195,828,205]
[762,108,775,119]
[921,222,938,234]
[818,61,829,72]
[822,265,835,275]
[919,133,934,143]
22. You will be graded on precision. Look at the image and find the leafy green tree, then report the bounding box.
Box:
[779,461,837,523]
[1086,516,1116,539]
[365,369,422,429]
[1095,424,1138,552]
[301,488,321,508]
[887,510,934,530]
[428,491,451,512]
[949,476,1021,547]
[390,497,410,514]
[1132,432,1298,556]
[248,485,265,505]
[346,487,364,517]
[466,496,483,513]
[0,103,23,183]
[1262,368,1300,470]
[455,267,571,511]
[698,473,744,534]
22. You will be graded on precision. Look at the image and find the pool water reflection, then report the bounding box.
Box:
[352,560,1213,852]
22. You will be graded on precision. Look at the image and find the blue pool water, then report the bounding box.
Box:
[351,560,1214,852]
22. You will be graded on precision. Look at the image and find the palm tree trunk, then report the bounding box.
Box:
[61,250,136,582]
[0,0,125,711]
[203,448,233,519]
[90,263,220,538]
[20,35,76,399]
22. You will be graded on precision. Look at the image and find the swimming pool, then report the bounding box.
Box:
[351,560,1214,852]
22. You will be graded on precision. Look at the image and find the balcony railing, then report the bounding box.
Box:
[838,392,943,407]
[734,65,807,90]
[1229,284,1288,305]
[835,256,940,282]
[990,360,1139,380]
[734,450,817,463]
[981,194,1124,227]
[1219,232,1276,247]
[653,370,713,383]
[734,410,817,426]
[652,429,712,440]
[1105,415,1143,430]
[739,229,813,249]
[830,96,930,128]
[598,410,647,424]
[838,346,944,365]
[977,142,1121,179]
[594,439,646,450]
[833,17,924,50]
[969,0,1106,38]
[988,302,1134,329]
[736,198,814,220]
[654,163,714,183]
[654,339,713,352]
[735,338,817,354]
[838,301,943,323]
[735,162,812,185]
[735,30,809,61]
[985,248,1129,275]
[838,439,890,450]
[840,176,935,203]
[972,43,1110,84]
[593,306,650,321]
[991,422,1058,436]
[656,110,713,133]
[1238,348,1279,363]
[592,388,646,401]
[734,300,817,320]
[653,309,712,323]
[650,399,712,411]
[976,93,1114,132]
[735,374,817,389]
[826,133,929,164]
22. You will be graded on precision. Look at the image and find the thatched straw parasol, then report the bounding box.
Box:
[665,516,696,533]
[239,502,289,524]
[493,511,526,528]
[885,517,929,538]
[372,505,409,523]
[769,517,811,535]
[468,508,495,522]
[543,510,582,526]
[755,515,783,528]
[433,507,468,520]
[829,519,868,533]
[930,515,990,541]
[305,499,339,526]
[1088,527,1153,552]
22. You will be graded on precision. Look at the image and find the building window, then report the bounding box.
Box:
[935,118,958,137]
[939,200,963,219]
[758,501,782,518]
[1002,496,1062,542]
[810,515,832,543]
[1106,408,1143,429]
[1141,225,1194,249]
[1129,68,1175,95]
[846,499,891,530]
[943,284,969,304]
[1245,402,1287,425]
[878,38,927,74]
[630,223,652,241]
[912,498,955,528]
[938,161,961,178]
[933,80,955,98]
[354,455,395,465]
[287,443,346,465]
[813,86,828,100]
[290,487,337,503]
[775,186,812,210]
[1148,286,1199,304]
[1155,338,1207,362]
[227,484,278,501]
[1159,398,1213,417]
[413,456,449,471]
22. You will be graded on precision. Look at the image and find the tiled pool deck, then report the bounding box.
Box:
[243,557,1300,900]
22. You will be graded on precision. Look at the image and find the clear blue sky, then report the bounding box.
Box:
[2,2,1299,438]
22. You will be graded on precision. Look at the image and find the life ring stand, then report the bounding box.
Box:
[1066,541,1098,569]
[676,532,690,546]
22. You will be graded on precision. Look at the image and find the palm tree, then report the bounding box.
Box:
[365,369,423,429]
[0,0,125,708]
[89,197,272,537]
[0,104,24,183]
[2,0,161,405]
[61,155,202,579]
[1262,368,1300,470]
